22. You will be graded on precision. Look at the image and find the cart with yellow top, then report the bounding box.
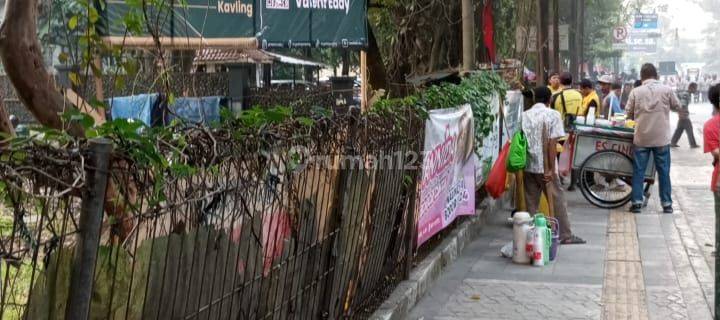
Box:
[572,123,656,209]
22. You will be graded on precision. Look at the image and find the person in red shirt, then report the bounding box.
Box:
[704,82,720,320]
[705,84,720,193]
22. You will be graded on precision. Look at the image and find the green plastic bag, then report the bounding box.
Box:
[507,131,527,172]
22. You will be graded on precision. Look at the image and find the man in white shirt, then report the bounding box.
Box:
[522,86,585,245]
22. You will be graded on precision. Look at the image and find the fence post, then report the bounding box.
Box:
[404,157,421,279]
[404,115,423,279]
[65,138,112,320]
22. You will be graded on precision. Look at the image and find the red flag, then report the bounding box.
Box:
[482,1,496,62]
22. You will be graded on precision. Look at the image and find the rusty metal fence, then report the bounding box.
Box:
[0,109,423,319]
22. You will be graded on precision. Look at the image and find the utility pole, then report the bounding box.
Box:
[538,0,549,85]
[552,0,560,72]
[461,0,475,72]
[570,0,578,80]
[578,0,585,79]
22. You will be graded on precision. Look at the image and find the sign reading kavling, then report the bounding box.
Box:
[98,0,367,48]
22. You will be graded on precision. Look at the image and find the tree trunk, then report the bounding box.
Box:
[552,0,560,72]
[570,0,578,80]
[0,95,15,138]
[428,28,443,73]
[366,25,389,91]
[0,0,83,136]
[341,50,350,76]
[461,0,475,72]
[578,0,585,78]
[0,0,133,241]
[537,0,549,85]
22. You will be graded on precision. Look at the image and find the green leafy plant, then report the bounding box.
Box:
[371,72,507,155]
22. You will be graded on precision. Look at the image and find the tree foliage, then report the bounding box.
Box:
[583,0,625,61]
[369,0,463,82]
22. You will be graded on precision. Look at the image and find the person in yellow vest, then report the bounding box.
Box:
[551,73,583,126]
[551,72,583,190]
[579,79,601,117]
[548,72,562,95]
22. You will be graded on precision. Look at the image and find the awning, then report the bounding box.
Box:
[263,52,329,68]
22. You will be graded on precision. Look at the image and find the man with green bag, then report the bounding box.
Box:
[517,86,585,245]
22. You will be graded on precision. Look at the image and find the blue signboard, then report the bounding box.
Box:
[633,13,658,29]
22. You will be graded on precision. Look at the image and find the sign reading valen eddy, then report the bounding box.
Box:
[417,105,476,247]
[99,0,367,48]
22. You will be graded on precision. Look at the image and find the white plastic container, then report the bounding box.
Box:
[512,212,533,264]
[532,226,545,267]
[586,107,596,126]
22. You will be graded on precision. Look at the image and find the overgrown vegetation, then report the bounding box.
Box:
[373,72,507,154]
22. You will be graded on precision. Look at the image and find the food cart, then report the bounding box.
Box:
[572,124,656,209]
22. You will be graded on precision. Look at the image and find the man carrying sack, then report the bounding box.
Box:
[521,86,585,245]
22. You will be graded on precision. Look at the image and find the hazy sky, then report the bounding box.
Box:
[624,0,713,54]
[656,0,712,42]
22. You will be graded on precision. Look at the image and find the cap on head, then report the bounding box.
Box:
[598,75,614,84]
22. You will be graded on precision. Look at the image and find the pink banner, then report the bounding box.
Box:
[417,105,476,247]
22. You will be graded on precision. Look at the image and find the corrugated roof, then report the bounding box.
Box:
[194,49,276,65]
[194,49,328,68]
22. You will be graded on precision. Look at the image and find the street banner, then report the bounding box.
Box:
[503,91,524,144]
[476,93,502,185]
[417,105,476,247]
[98,0,367,48]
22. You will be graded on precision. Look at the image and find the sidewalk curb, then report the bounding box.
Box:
[369,198,502,320]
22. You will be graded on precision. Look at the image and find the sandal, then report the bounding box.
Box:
[560,235,586,245]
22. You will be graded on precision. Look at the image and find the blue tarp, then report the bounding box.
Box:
[166,96,222,125]
[108,94,159,126]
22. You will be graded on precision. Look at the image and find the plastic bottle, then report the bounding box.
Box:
[587,107,596,126]
[512,212,533,264]
[533,214,552,266]
[532,224,545,267]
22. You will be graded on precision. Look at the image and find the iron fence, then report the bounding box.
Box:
[0,108,423,319]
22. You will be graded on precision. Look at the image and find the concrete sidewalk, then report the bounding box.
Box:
[405,104,716,320]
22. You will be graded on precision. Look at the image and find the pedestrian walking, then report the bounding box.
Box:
[626,63,681,214]
[671,83,700,149]
[522,86,585,245]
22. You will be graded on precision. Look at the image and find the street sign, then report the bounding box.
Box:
[633,13,658,30]
[625,32,658,53]
[613,27,628,42]
[98,0,369,49]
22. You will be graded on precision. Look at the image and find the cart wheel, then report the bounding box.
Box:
[578,150,635,209]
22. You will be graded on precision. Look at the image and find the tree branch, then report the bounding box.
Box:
[0,0,84,137]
